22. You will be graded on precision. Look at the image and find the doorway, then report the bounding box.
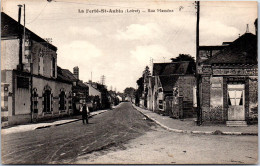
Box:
[227,84,245,121]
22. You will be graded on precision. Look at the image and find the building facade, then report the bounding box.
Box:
[1,12,73,126]
[148,62,196,118]
[198,33,258,126]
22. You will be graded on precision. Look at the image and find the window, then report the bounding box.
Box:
[38,56,43,75]
[227,84,244,106]
[52,57,56,77]
[17,76,29,89]
[59,91,66,110]
[43,90,51,113]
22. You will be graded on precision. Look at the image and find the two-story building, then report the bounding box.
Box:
[1,12,72,126]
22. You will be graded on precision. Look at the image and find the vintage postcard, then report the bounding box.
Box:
[1,0,258,164]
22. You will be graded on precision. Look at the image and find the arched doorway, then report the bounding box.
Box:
[43,86,52,113]
[59,91,66,111]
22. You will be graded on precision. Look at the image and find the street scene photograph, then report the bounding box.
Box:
[1,0,258,164]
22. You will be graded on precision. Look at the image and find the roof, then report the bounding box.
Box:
[77,80,88,88]
[57,66,77,82]
[57,66,88,89]
[1,12,57,51]
[199,45,227,50]
[204,33,257,65]
[152,62,194,76]
[159,75,179,92]
[84,82,100,92]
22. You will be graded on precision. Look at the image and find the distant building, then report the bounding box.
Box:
[148,62,196,118]
[84,82,102,110]
[58,67,89,114]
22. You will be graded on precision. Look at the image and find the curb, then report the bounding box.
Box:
[35,110,109,130]
[133,105,258,136]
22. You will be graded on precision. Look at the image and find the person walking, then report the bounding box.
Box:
[81,103,89,124]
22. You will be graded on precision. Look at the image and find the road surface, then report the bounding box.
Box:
[1,102,258,164]
[1,102,155,164]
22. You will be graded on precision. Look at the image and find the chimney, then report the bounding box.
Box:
[73,66,79,79]
[18,5,22,24]
[254,18,258,36]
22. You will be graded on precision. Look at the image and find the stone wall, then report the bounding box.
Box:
[1,39,19,70]
[33,76,72,119]
[248,77,258,122]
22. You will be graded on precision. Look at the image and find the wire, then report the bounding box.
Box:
[27,2,48,24]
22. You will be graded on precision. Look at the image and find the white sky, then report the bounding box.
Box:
[2,0,257,92]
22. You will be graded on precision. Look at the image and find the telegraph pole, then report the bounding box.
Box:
[195,1,201,125]
[18,4,23,71]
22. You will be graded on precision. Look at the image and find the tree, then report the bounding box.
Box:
[135,66,151,107]
[124,87,136,99]
[171,54,196,72]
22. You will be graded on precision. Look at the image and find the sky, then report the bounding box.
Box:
[2,0,257,92]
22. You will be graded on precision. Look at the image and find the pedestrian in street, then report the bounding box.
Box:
[81,103,89,124]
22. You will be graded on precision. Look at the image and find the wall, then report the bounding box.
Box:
[30,40,57,78]
[201,76,212,122]
[87,84,101,99]
[177,76,196,102]
[1,39,19,70]
[33,76,72,118]
[209,76,224,121]
[248,77,258,121]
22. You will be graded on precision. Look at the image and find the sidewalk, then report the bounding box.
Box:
[133,105,258,136]
[1,109,109,135]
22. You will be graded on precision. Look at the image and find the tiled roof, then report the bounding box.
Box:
[57,66,73,83]
[78,81,88,88]
[57,66,77,82]
[159,75,179,92]
[152,62,193,76]
[204,33,257,65]
[1,12,57,51]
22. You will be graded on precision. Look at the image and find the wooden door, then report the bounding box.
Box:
[227,84,245,121]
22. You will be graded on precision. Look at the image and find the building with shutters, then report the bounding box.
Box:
[1,12,73,126]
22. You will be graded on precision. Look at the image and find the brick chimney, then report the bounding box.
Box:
[73,66,79,79]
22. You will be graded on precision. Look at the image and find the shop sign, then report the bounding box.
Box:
[213,68,258,76]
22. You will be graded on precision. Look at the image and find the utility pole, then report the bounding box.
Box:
[195,1,201,125]
[91,71,92,82]
[17,4,23,71]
